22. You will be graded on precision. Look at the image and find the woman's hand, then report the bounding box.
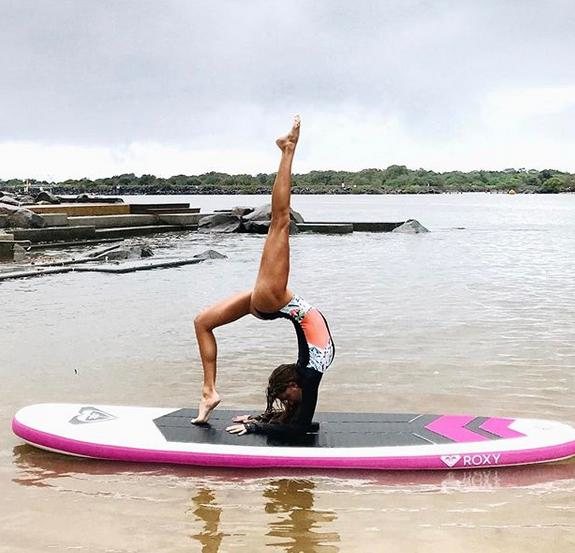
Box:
[232,415,251,423]
[226,424,248,435]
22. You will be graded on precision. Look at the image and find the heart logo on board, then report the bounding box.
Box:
[69,407,117,425]
[440,454,462,468]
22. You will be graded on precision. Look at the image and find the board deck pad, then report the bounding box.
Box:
[12,404,575,470]
[154,410,519,447]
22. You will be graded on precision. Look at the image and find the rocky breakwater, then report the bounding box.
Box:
[0,192,47,230]
[198,204,303,234]
[0,191,50,262]
[198,203,429,235]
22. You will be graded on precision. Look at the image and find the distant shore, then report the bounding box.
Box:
[2,165,574,195]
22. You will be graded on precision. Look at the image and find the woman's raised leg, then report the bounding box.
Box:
[250,116,301,314]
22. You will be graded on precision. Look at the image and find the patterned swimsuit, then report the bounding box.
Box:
[256,295,335,374]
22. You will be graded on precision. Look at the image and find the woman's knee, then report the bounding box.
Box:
[269,217,291,237]
[194,311,211,331]
[271,208,291,228]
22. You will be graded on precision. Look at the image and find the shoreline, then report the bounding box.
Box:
[2,166,574,195]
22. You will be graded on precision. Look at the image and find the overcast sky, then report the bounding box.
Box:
[1,0,574,180]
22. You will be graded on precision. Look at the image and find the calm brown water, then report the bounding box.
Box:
[1,193,574,552]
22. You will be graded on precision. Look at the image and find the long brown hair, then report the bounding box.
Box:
[259,363,299,423]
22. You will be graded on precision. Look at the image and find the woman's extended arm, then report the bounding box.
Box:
[192,290,253,423]
[226,366,322,438]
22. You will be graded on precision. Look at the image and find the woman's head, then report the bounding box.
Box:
[263,363,301,422]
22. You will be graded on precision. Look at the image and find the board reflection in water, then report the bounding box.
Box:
[189,479,340,552]
[264,479,339,552]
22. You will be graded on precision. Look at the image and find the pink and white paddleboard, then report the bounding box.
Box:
[12,404,575,470]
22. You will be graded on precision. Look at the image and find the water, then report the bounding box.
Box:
[1,193,574,552]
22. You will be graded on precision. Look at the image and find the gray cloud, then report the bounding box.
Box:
[1,1,574,155]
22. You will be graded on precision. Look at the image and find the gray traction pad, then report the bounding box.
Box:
[152,409,501,448]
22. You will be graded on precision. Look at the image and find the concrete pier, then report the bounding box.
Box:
[157,213,202,227]
[69,214,159,228]
[305,221,404,232]
[11,225,97,243]
[129,203,197,214]
[0,233,15,262]
[29,203,130,216]
[296,223,354,234]
[40,213,69,227]
[94,225,189,239]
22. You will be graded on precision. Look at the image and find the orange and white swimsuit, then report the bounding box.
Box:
[256,295,335,374]
[248,295,335,438]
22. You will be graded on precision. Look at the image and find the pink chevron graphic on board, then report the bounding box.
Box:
[425,415,489,443]
[480,417,524,439]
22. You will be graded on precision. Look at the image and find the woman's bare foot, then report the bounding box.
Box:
[191,390,221,424]
[276,115,301,152]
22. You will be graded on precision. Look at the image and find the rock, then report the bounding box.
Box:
[0,191,16,198]
[18,195,36,204]
[0,195,21,206]
[200,204,303,233]
[9,209,47,229]
[198,212,243,233]
[34,190,61,204]
[230,206,254,217]
[70,194,124,204]
[243,203,304,223]
[243,219,298,235]
[141,245,154,258]
[13,243,28,262]
[81,244,123,259]
[242,220,270,234]
[193,249,227,260]
[0,203,47,228]
[391,219,430,234]
[99,245,154,261]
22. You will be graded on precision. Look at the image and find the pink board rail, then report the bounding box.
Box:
[12,418,575,471]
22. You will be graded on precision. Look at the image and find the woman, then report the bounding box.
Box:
[192,116,334,438]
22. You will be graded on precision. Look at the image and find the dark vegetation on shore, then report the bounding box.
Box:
[2,166,573,195]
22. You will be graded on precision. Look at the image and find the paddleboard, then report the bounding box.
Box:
[12,404,575,470]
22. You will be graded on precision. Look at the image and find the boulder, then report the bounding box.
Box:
[243,203,304,223]
[198,212,243,233]
[0,195,21,206]
[243,219,298,235]
[18,195,36,204]
[96,245,154,261]
[193,249,227,261]
[0,203,47,228]
[230,206,254,217]
[34,190,61,204]
[71,194,124,204]
[200,204,303,233]
[391,219,430,234]
[13,243,28,262]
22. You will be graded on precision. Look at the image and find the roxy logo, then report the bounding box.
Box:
[440,455,461,467]
[69,406,116,425]
[440,453,501,468]
[463,453,501,466]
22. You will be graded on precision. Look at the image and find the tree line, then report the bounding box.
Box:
[2,166,574,195]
